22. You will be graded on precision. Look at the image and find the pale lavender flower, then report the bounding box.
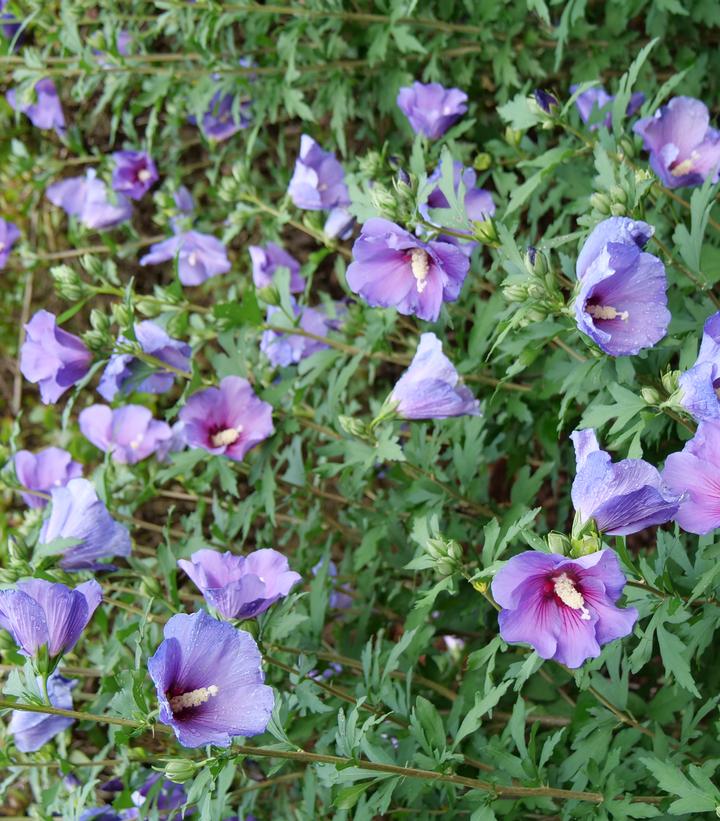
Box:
[570,83,644,130]
[679,311,720,421]
[9,674,76,752]
[249,242,304,292]
[46,170,132,230]
[0,218,20,268]
[14,447,83,508]
[260,301,344,367]
[1,0,20,42]
[419,161,495,237]
[111,150,158,200]
[288,135,350,211]
[155,421,187,463]
[311,559,352,610]
[396,82,468,139]
[189,85,251,141]
[139,230,231,286]
[130,772,187,814]
[79,404,173,465]
[6,78,65,135]
[323,206,355,240]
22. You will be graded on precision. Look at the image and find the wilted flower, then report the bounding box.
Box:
[634,96,720,189]
[6,78,65,135]
[139,230,231,286]
[346,218,470,322]
[260,301,344,367]
[39,478,131,571]
[396,81,468,139]
[574,217,670,356]
[491,549,638,668]
[249,242,304,292]
[111,150,158,200]
[20,310,92,404]
[571,429,681,535]
[0,578,102,659]
[288,135,350,211]
[311,559,352,610]
[389,332,480,419]
[79,404,173,465]
[14,447,83,508]
[46,170,132,230]
[178,548,301,619]
[9,674,76,752]
[679,311,720,421]
[98,320,191,401]
[323,206,355,240]
[533,89,558,114]
[570,84,644,130]
[178,376,274,461]
[148,610,274,747]
[419,160,495,237]
[0,218,20,268]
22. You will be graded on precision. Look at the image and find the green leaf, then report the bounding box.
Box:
[454,681,512,748]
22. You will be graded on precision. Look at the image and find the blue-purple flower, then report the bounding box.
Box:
[312,559,352,610]
[288,135,350,211]
[260,301,344,367]
[389,332,479,419]
[46,170,132,230]
[140,230,231,286]
[249,242,304,292]
[130,772,187,815]
[79,404,173,465]
[9,674,76,752]
[574,217,670,356]
[148,610,274,747]
[679,311,720,421]
[346,218,470,322]
[570,84,644,130]
[6,78,65,135]
[189,75,252,141]
[533,89,558,114]
[396,82,468,139]
[492,549,637,668]
[14,447,83,508]
[0,218,20,268]
[1,0,20,42]
[571,429,681,535]
[20,310,93,404]
[111,150,158,200]
[178,548,301,620]
[419,161,495,238]
[323,206,355,240]
[634,96,720,189]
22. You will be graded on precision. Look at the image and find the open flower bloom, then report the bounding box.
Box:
[312,559,353,610]
[389,332,480,419]
[679,311,720,421]
[20,310,92,404]
[346,218,470,322]
[260,301,345,367]
[571,429,681,535]
[9,674,76,752]
[79,404,172,465]
[111,150,158,200]
[574,217,670,356]
[249,242,304,292]
[14,447,83,508]
[140,230,231,286]
[6,78,65,135]
[98,320,191,401]
[570,83,644,130]
[39,478,131,570]
[178,548,301,619]
[288,135,350,211]
[46,170,132,229]
[634,96,720,189]
[0,578,102,658]
[0,218,20,268]
[492,549,638,668]
[396,81,468,139]
[178,376,274,461]
[189,86,251,141]
[148,610,274,747]
[419,161,495,237]
[663,420,720,534]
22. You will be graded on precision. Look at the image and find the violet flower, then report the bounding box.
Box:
[39,478,131,571]
[570,84,644,130]
[111,150,158,200]
[0,578,102,659]
[98,320,191,401]
[324,206,355,240]
[679,311,720,421]
[396,81,468,139]
[130,772,187,814]
[288,135,350,211]
[389,332,480,419]
[311,559,352,610]
[46,170,132,230]
[419,161,495,236]
[14,447,83,508]
[155,421,187,463]
[491,549,638,668]
[178,548,301,619]
[260,301,344,367]
[148,610,274,747]
[178,376,274,462]
[79,404,173,465]
[534,89,558,114]
[249,242,304,292]
[663,420,720,534]
[20,310,92,404]
[189,86,251,141]
[571,429,681,535]
[174,185,194,215]
[0,218,20,268]
[634,96,720,189]
[6,78,65,135]
[9,674,76,752]
[1,0,20,42]
[140,230,231,286]
[346,218,470,322]
[574,217,670,356]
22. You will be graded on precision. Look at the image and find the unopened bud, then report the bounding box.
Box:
[369,185,396,217]
[589,192,612,215]
[619,136,635,159]
[571,534,602,557]
[81,255,105,279]
[8,536,32,563]
[83,329,109,353]
[90,308,111,334]
[135,298,163,318]
[504,126,523,148]
[51,265,89,301]
[641,386,661,405]
[473,153,492,171]
[547,532,571,554]
[525,306,548,323]
[256,285,280,306]
[610,202,626,216]
[610,185,627,204]
[141,577,162,598]
[111,303,132,328]
[503,282,529,303]
[473,220,498,245]
[661,370,680,395]
[338,415,367,438]
[163,759,197,784]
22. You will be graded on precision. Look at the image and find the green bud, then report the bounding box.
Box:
[504,126,523,148]
[164,759,198,784]
[51,265,89,301]
[610,185,627,205]
[8,536,32,564]
[610,202,626,217]
[571,533,602,557]
[338,415,368,438]
[473,153,492,171]
[135,298,163,318]
[547,532,571,554]
[619,136,635,159]
[256,285,281,306]
[661,370,680,395]
[436,558,457,577]
[81,255,106,279]
[525,306,548,323]
[90,308,111,334]
[141,577,163,598]
[503,282,529,303]
[111,303,133,328]
[369,185,397,217]
[589,192,612,215]
[641,386,661,405]
[83,329,109,353]
[473,219,499,245]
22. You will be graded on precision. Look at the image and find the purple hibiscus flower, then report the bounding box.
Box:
[663,420,720,534]
[1,0,21,42]
[570,83,644,130]
[571,429,681,535]
[288,135,350,211]
[311,559,352,610]
[6,78,65,135]
[130,772,187,814]
[533,89,558,114]
[249,242,304,292]
[389,332,480,419]
[46,170,133,230]
[98,320,191,401]
[14,447,83,508]
[634,96,720,189]
[491,549,638,668]
[111,150,158,200]
[573,217,670,356]
[346,218,470,322]
[324,206,355,240]
[20,310,92,404]
[148,610,274,748]
[260,301,344,367]
[39,478,131,571]
[189,80,252,141]
[178,548,301,620]
[9,674,77,752]
[0,218,20,268]
[140,230,231,286]
[178,376,274,462]
[0,578,102,659]
[419,161,495,239]
[79,404,173,465]
[396,81,468,139]
[679,311,720,421]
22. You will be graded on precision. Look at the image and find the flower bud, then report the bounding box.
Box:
[503,282,529,303]
[571,533,602,557]
[473,153,492,171]
[82,329,109,353]
[141,577,163,598]
[619,136,635,159]
[610,202,626,217]
[610,185,627,205]
[111,303,133,328]
[369,184,397,217]
[661,370,680,395]
[547,532,571,554]
[256,285,281,306]
[589,192,612,215]
[338,415,368,438]
[504,126,523,148]
[90,308,111,335]
[525,306,548,323]
[163,759,198,784]
[134,298,163,318]
[473,219,499,245]
[641,386,661,405]
[8,535,32,564]
[51,265,89,301]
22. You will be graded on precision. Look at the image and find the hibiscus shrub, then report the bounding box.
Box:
[3,2,720,819]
